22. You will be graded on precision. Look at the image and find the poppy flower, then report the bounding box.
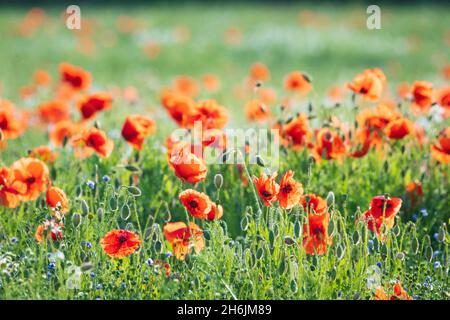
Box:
[313,127,347,161]
[37,100,70,124]
[192,99,229,129]
[396,82,410,100]
[253,172,280,206]
[161,89,198,127]
[436,86,450,118]
[29,145,58,163]
[384,117,413,140]
[59,62,91,91]
[249,62,270,82]
[359,195,402,236]
[375,282,413,300]
[405,181,423,208]
[77,92,113,120]
[281,112,312,149]
[35,220,63,243]
[302,210,331,255]
[206,203,223,221]
[245,99,271,123]
[411,81,433,112]
[163,222,205,260]
[284,71,312,95]
[430,127,450,164]
[11,157,49,202]
[201,73,220,92]
[121,114,156,150]
[278,170,303,209]
[179,189,213,219]
[257,87,277,105]
[299,194,327,215]
[100,229,142,258]
[0,100,26,140]
[34,69,51,86]
[49,120,75,147]
[168,143,208,184]
[0,166,26,208]
[71,127,114,158]
[46,186,69,213]
[348,68,386,102]
[172,76,199,98]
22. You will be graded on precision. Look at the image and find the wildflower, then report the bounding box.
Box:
[278,170,303,209]
[71,127,114,158]
[179,189,212,219]
[10,237,17,244]
[163,222,204,260]
[102,175,110,183]
[49,120,74,147]
[245,99,271,123]
[284,71,312,95]
[100,229,142,258]
[374,282,413,300]
[348,68,385,101]
[376,262,382,269]
[405,181,423,208]
[11,157,49,202]
[280,112,311,149]
[420,208,428,217]
[191,99,229,129]
[384,117,413,140]
[206,203,223,221]
[368,239,374,254]
[299,193,327,215]
[302,207,331,255]
[48,262,55,270]
[146,258,154,266]
[411,81,433,112]
[253,172,280,206]
[77,92,113,120]
[0,166,26,208]
[46,186,69,213]
[168,143,207,184]
[86,180,95,190]
[359,195,402,237]
[29,146,58,163]
[59,62,91,91]
[121,114,156,150]
[90,272,95,278]
[249,62,270,82]
[37,100,70,124]
[313,127,347,161]
[172,75,199,98]
[430,127,450,164]
[35,220,64,243]
[165,252,172,259]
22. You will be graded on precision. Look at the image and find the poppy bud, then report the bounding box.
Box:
[121,204,131,220]
[97,208,104,221]
[94,120,101,129]
[72,213,82,227]
[256,155,265,167]
[81,200,89,216]
[214,174,223,189]
[326,191,335,207]
[396,252,405,261]
[127,186,142,197]
[125,165,141,173]
[283,236,295,245]
[81,262,94,272]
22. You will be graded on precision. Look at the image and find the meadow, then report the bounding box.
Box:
[0,3,449,300]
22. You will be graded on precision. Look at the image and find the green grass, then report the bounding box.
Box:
[0,3,449,299]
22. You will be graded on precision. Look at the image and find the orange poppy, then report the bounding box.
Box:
[278,170,303,209]
[172,76,199,98]
[35,220,63,243]
[405,181,423,208]
[375,282,413,300]
[0,100,26,140]
[384,117,413,140]
[76,92,113,120]
[49,120,75,147]
[100,229,142,258]
[253,172,280,206]
[313,128,347,161]
[59,62,91,91]
[161,89,198,128]
[436,86,450,118]
[46,186,69,213]
[29,145,58,163]
[348,68,386,102]
[396,82,410,99]
[192,99,229,129]
[206,203,223,221]
[11,157,49,202]
[249,62,270,82]
[163,221,205,260]
[281,112,312,149]
[359,195,402,236]
[411,81,433,112]
[245,99,271,123]
[302,210,331,255]
[121,114,156,150]
[299,194,327,215]
[179,189,213,219]
[34,69,51,86]
[71,127,114,158]
[0,166,26,208]
[168,142,208,184]
[37,100,70,124]
[430,127,450,164]
[284,71,312,95]
[201,73,220,92]
[257,87,277,105]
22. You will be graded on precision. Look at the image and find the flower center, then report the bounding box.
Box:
[118,235,128,244]
[262,191,271,198]
[189,200,198,208]
[282,185,292,194]
[27,177,36,184]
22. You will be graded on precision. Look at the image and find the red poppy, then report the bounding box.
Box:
[302,210,331,255]
[284,71,312,95]
[278,170,303,209]
[71,127,114,158]
[359,195,402,236]
[46,186,69,213]
[11,157,49,202]
[430,127,450,164]
[77,92,113,120]
[253,172,280,206]
[100,229,142,258]
[179,189,213,219]
[163,222,205,260]
[59,62,91,91]
[168,142,208,184]
[348,68,385,102]
[121,114,156,150]
[411,81,433,112]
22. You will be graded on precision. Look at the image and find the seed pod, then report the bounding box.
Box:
[81,200,89,216]
[284,236,295,246]
[326,191,335,207]
[121,204,131,220]
[256,155,265,167]
[125,165,140,173]
[214,174,223,189]
[81,262,94,271]
[72,213,82,227]
[109,195,118,211]
[127,186,142,197]
[97,208,104,221]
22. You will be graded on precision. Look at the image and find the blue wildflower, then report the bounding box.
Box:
[433,261,441,269]
[147,258,154,266]
[90,272,95,278]
[86,180,95,190]
[412,214,418,222]
[48,262,56,271]
[420,208,428,217]
[165,252,172,258]
[102,175,110,183]
[376,262,382,269]
[10,237,18,244]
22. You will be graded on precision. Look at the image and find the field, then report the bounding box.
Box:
[0,3,449,300]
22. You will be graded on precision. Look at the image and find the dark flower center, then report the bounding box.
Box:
[27,177,36,184]
[118,235,128,244]
[262,191,271,198]
[282,185,292,194]
[189,200,198,208]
